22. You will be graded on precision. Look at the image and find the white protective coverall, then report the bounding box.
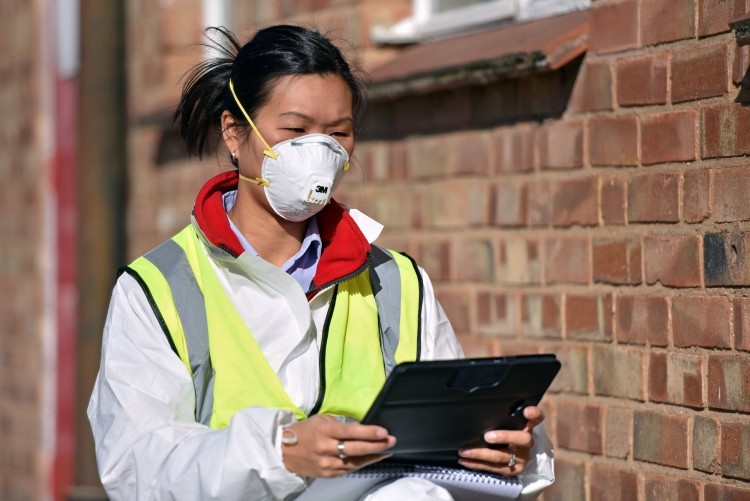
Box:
[88,173,555,500]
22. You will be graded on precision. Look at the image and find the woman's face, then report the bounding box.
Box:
[225,73,355,178]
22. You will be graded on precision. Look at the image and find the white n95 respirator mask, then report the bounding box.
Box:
[229,80,350,222]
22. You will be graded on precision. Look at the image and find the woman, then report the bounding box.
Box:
[88,25,554,500]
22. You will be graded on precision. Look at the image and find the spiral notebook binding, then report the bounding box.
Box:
[351,462,519,486]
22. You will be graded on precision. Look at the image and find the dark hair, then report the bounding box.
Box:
[174,25,367,159]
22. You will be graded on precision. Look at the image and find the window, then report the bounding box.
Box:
[373,0,590,44]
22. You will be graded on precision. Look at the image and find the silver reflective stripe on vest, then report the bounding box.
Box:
[144,238,214,425]
[369,246,403,377]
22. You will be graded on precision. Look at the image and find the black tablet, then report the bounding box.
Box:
[360,354,561,458]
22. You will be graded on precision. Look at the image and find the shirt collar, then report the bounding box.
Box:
[222,190,322,273]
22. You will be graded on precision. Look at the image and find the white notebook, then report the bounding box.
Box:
[297,462,523,501]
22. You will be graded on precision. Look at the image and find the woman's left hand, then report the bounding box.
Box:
[457,406,544,476]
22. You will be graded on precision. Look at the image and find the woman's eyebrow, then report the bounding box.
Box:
[279,111,353,125]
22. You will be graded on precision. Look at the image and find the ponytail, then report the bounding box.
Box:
[173,27,240,159]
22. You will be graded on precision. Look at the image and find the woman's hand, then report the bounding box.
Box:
[457,406,545,476]
[281,414,396,478]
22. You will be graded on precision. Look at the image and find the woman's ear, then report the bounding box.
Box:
[221,110,240,158]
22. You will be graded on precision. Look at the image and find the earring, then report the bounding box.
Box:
[230,150,238,166]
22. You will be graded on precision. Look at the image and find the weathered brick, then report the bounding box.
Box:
[456,334,499,358]
[641,0,696,46]
[566,294,613,341]
[605,406,632,458]
[435,288,473,333]
[593,345,644,400]
[600,175,627,225]
[424,179,489,229]
[358,142,388,183]
[672,43,729,103]
[526,181,551,227]
[722,421,750,480]
[628,172,680,223]
[551,177,599,227]
[537,121,583,169]
[569,61,613,112]
[616,295,669,346]
[673,296,732,348]
[408,135,449,179]
[713,166,750,221]
[543,458,585,501]
[708,354,750,412]
[616,53,669,106]
[492,182,526,228]
[497,238,541,285]
[641,111,696,165]
[589,115,638,167]
[593,237,642,285]
[693,415,721,474]
[477,291,517,336]
[644,475,700,501]
[159,1,203,50]
[705,482,750,501]
[643,235,701,287]
[648,352,704,407]
[702,105,750,158]
[545,237,591,284]
[704,231,750,286]
[452,238,494,282]
[520,293,561,339]
[492,125,535,174]
[447,131,491,177]
[388,141,408,180]
[699,0,748,37]
[557,399,603,454]
[590,463,638,501]
[366,185,413,230]
[589,0,639,54]
[683,169,711,223]
[633,411,689,469]
[548,343,589,394]
[733,297,750,351]
[418,240,451,282]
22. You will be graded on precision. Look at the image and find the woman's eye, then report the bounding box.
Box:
[330,131,349,137]
[284,128,305,133]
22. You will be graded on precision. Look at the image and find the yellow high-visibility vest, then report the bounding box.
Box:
[123,225,422,428]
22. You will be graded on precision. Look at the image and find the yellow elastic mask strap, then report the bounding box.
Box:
[343,161,350,171]
[229,79,279,161]
[238,173,270,187]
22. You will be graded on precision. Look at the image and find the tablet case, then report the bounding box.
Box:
[360,354,561,459]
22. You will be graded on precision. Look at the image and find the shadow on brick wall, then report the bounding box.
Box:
[362,56,581,140]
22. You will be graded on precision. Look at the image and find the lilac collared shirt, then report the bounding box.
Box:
[223,191,321,292]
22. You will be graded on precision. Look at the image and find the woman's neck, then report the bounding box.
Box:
[228,186,307,267]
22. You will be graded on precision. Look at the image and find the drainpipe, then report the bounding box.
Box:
[71,0,126,497]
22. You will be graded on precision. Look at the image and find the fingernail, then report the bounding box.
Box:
[484,431,497,442]
[459,449,471,458]
[376,428,387,438]
[458,459,469,467]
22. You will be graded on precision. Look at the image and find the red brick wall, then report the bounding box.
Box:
[0,1,45,499]
[343,1,750,499]
[122,0,750,499]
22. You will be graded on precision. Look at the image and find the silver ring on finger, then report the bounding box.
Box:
[508,450,516,468]
[337,440,347,460]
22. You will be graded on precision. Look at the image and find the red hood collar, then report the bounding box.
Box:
[193,171,372,295]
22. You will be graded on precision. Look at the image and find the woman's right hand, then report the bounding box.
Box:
[281,414,396,478]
